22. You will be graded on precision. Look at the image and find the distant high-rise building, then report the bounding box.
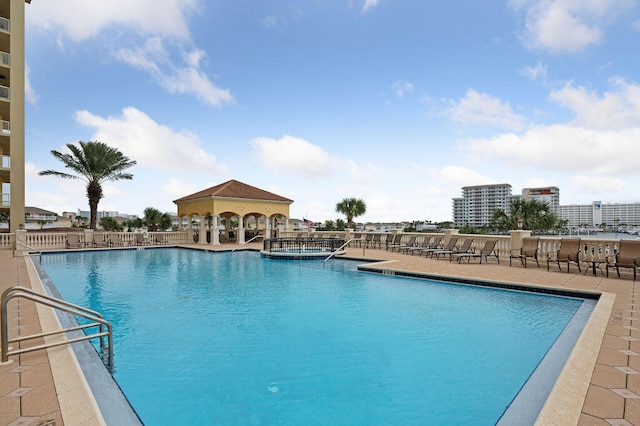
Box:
[522,186,560,212]
[558,201,640,227]
[452,183,512,227]
[0,0,29,232]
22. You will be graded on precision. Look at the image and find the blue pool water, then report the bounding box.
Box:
[39,248,589,425]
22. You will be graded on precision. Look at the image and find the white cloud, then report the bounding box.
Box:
[436,165,498,187]
[260,15,280,29]
[511,0,633,53]
[444,89,527,130]
[26,0,201,42]
[519,62,548,81]
[465,125,640,176]
[549,77,640,130]
[115,38,234,108]
[572,175,627,195]
[26,162,87,212]
[251,135,336,178]
[25,65,38,105]
[163,177,198,200]
[74,107,229,175]
[391,79,414,98]
[362,0,379,13]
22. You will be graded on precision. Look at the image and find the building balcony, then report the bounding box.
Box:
[0,85,8,100]
[0,17,9,33]
[0,51,9,67]
[1,155,9,168]
[1,120,8,135]
[1,192,8,207]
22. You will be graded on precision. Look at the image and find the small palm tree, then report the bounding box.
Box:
[335,197,366,228]
[39,141,136,230]
[143,207,171,232]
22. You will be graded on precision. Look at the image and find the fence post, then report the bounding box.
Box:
[15,229,26,252]
[444,229,459,245]
[509,230,532,253]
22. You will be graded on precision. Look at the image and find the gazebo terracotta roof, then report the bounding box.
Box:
[173,179,293,203]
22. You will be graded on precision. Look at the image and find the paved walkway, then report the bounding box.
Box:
[1,244,639,425]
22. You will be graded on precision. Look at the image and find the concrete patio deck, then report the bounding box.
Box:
[1,243,639,425]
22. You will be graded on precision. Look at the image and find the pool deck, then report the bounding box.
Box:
[1,243,639,425]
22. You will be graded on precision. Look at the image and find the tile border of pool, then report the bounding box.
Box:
[350,257,614,425]
[22,247,614,424]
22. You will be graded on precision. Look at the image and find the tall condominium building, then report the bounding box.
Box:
[558,201,640,227]
[522,186,559,212]
[452,183,513,227]
[0,0,28,232]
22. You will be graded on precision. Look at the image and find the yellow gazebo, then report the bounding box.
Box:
[173,179,293,245]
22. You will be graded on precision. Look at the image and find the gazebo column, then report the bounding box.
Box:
[198,221,207,245]
[211,215,220,245]
[266,215,273,238]
[186,216,193,244]
[238,216,245,244]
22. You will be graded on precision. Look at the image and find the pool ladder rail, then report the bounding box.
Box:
[0,286,115,373]
[324,238,353,262]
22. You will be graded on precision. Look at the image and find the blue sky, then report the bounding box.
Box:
[24,0,640,223]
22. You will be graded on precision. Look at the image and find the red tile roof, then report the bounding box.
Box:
[173,180,293,203]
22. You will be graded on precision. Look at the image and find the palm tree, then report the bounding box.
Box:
[335,197,366,228]
[39,141,136,229]
[491,198,558,233]
[142,207,172,232]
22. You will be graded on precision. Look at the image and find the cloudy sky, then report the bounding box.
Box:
[24,0,640,223]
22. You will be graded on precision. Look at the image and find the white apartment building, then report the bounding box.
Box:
[558,201,640,227]
[452,183,512,227]
[522,186,559,212]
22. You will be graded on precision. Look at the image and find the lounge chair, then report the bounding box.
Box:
[509,237,540,268]
[93,232,112,248]
[399,235,424,254]
[385,234,402,251]
[366,233,382,249]
[362,233,373,248]
[350,233,364,248]
[65,233,84,249]
[434,237,474,260]
[154,234,168,245]
[413,236,444,256]
[404,235,436,255]
[422,236,457,258]
[606,240,640,281]
[546,238,581,273]
[391,235,416,252]
[135,233,150,246]
[452,239,499,264]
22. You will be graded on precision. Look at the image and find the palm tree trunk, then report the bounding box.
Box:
[87,181,103,230]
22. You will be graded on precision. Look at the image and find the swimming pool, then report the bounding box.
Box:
[38,248,594,424]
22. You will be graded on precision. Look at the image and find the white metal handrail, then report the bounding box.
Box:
[14,241,42,261]
[1,286,114,373]
[324,238,352,262]
[231,233,262,252]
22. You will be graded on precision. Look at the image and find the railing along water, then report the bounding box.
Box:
[1,286,115,373]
